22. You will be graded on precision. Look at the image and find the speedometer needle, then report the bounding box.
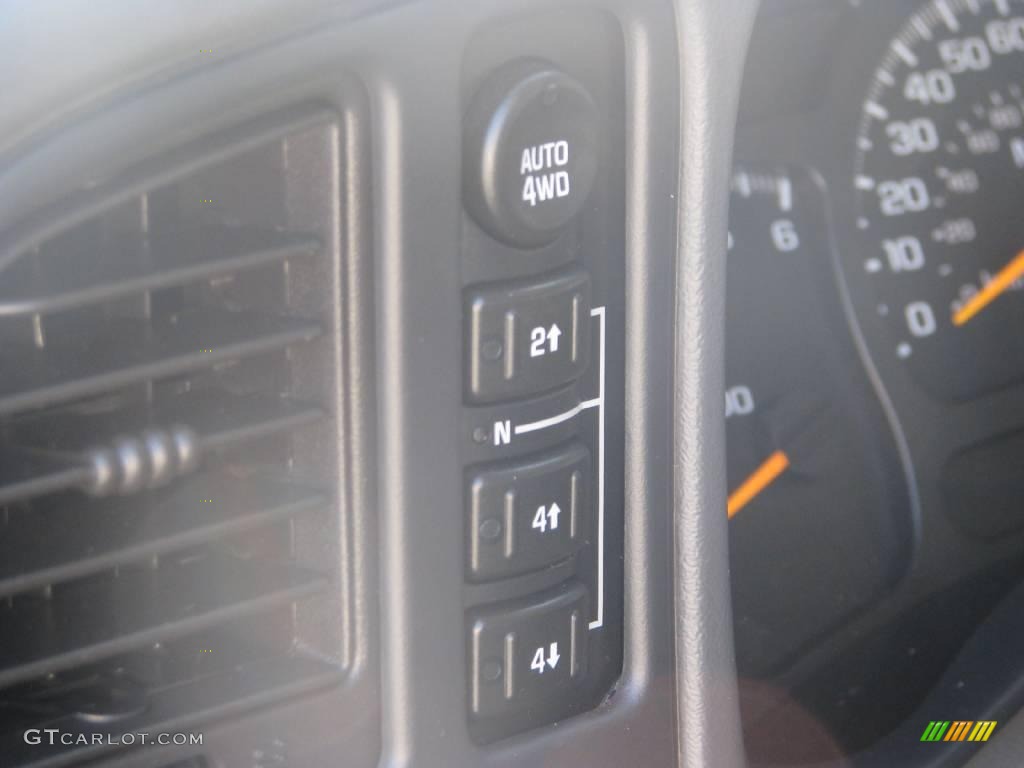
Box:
[727,450,791,519]
[952,249,1024,327]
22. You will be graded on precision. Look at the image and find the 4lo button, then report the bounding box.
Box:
[469,582,589,719]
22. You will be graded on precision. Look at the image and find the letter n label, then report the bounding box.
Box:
[493,420,512,446]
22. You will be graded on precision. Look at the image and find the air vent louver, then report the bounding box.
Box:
[0,108,350,767]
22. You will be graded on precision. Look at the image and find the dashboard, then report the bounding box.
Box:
[729,0,1024,762]
[2,1,1024,767]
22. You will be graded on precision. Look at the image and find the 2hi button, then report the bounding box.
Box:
[464,61,600,248]
[466,269,591,403]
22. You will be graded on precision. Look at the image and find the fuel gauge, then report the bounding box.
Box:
[726,168,910,677]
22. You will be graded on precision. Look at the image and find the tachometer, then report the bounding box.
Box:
[726,168,909,677]
[852,0,1024,400]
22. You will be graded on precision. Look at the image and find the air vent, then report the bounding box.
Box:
[0,108,353,767]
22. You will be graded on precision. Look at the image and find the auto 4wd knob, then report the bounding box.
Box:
[464,61,599,248]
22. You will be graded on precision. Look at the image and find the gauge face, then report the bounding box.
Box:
[852,0,1024,400]
[726,169,908,677]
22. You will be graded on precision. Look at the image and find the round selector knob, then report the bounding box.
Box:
[464,61,600,248]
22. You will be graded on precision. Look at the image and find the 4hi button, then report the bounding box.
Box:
[464,61,599,248]
[468,442,591,582]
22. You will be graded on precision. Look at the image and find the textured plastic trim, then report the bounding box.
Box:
[671,1,759,766]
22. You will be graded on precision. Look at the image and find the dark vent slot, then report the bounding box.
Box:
[0,389,323,505]
[0,473,326,599]
[0,556,327,691]
[0,107,351,767]
[157,759,208,768]
[0,229,319,318]
[1,655,342,768]
[0,308,321,417]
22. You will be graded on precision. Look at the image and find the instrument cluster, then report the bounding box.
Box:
[728,0,1024,761]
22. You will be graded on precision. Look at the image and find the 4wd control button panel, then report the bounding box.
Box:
[466,269,591,404]
[469,582,589,720]
[468,442,590,582]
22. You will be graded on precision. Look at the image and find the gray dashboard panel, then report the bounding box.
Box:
[0,0,685,766]
[965,708,1024,768]
[671,1,759,766]
[9,0,980,767]
[0,0,391,163]
[671,3,1024,766]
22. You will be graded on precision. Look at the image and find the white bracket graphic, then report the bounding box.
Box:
[490,307,607,630]
[589,306,606,631]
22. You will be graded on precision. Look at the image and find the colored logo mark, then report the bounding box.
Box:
[920,721,997,743]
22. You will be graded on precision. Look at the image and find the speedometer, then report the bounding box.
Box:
[852,0,1024,400]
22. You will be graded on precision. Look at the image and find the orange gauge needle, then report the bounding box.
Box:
[727,450,791,519]
[953,249,1024,327]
